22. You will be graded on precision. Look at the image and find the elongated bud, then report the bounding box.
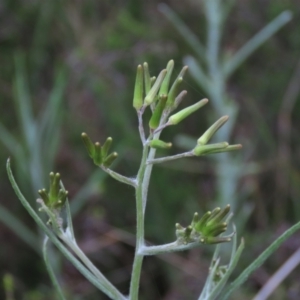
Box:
[159,60,174,97]
[149,139,172,149]
[55,189,68,208]
[49,172,60,202]
[197,116,229,145]
[207,205,231,226]
[144,69,167,105]
[133,65,144,109]
[103,152,118,167]
[173,90,187,110]
[101,137,112,159]
[207,144,242,154]
[193,142,229,156]
[81,132,95,158]
[166,66,188,108]
[38,188,49,204]
[168,98,208,125]
[143,62,151,95]
[149,95,168,129]
[194,211,211,231]
[94,142,102,166]
[150,76,156,85]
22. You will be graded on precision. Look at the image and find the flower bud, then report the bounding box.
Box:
[168,98,208,125]
[193,142,229,156]
[101,137,113,159]
[143,62,151,95]
[133,65,144,110]
[166,65,188,108]
[149,95,168,129]
[94,142,102,166]
[149,139,172,149]
[144,69,167,105]
[159,60,174,97]
[197,116,229,145]
[81,132,95,158]
[103,152,118,167]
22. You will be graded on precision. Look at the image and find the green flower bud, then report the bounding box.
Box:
[166,65,188,108]
[81,132,95,158]
[193,142,229,156]
[143,62,151,95]
[150,76,156,85]
[49,172,60,204]
[133,64,144,110]
[101,137,113,159]
[173,90,187,110]
[38,173,68,209]
[38,188,49,204]
[103,152,118,167]
[176,205,233,245]
[197,116,229,145]
[144,69,167,105]
[149,139,172,149]
[159,60,174,97]
[168,98,208,125]
[207,144,242,154]
[94,142,102,166]
[149,95,168,129]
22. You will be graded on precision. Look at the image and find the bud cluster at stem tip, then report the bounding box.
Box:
[81,133,118,167]
[38,172,68,209]
[176,205,234,245]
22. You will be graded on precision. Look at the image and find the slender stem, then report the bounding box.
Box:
[101,166,137,188]
[61,235,126,300]
[43,237,66,300]
[147,151,194,165]
[140,241,204,256]
[137,108,146,144]
[129,145,149,300]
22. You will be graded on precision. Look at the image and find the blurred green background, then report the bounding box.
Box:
[1,0,300,299]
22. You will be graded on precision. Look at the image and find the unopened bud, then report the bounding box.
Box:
[168,98,208,125]
[133,65,144,110]
[197,116,229,145]
[144,69,167,105]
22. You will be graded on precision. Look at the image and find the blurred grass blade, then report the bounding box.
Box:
[0,203,40,253]
[158,3,206,60]
[43,236,66,300]
[223,11,292,77]
[0,123,22,156]
[13,53,36,147]
[222,220,300,299]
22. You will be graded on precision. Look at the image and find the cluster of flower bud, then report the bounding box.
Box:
[38,172,68,209]
[175,205,233,245]
[81,133,117,167]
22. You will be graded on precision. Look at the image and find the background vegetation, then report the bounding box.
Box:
[1,0,300,299]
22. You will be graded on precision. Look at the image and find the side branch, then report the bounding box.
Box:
[147,151,194,165]
[139,241,203,256]
[101,166,137,188]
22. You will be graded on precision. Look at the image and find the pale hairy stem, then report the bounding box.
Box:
[147,151,194,165]
[101,166,137,188]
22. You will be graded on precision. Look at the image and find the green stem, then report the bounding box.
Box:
[43,237,66,300]
[129,145,149,300]
[222,221,300,299]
